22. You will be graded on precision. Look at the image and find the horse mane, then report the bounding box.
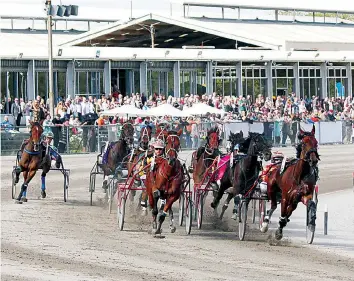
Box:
[207,126,219,135]
[167,130,178,135]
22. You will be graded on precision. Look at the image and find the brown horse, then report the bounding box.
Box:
[145,129,183,235]
[190,127,220,188]
[101,122,135,190]
[126,125,153,206]
[15,120,52,203]
[260,125,320,240]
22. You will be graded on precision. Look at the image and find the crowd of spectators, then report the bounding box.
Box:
[1,92,354,150]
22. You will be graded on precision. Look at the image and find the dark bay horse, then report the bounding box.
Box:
[190,127,220,187]
[261,125,320,240]
[126,125,153,206]
[212,133,272,218]
[15,121,52,203]
[145,129,183,235]
[101,122,135,190]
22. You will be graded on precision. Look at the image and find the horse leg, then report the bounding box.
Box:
[140,190,148,216]
[17,169,36,203]
[275,197,290,241]
[219,191,235,220]
[261,187,278,233]
[102,173,108,192]
[40,172,47,199]
[151,189,160,234]
[211,180,228,209]
[162,191,179,233]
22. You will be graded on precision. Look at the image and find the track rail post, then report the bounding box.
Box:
[324,204,328,235]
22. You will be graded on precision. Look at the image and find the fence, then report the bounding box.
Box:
[1,121,353,156]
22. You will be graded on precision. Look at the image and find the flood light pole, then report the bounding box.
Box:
[45,1,78,118]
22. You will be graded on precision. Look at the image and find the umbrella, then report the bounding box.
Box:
[183,103,225,116]
[99,104,148,117]
[144,103,191,117]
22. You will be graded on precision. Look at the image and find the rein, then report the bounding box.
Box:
[24,148,41,155]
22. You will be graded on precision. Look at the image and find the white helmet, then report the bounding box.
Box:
[153,139,165,149]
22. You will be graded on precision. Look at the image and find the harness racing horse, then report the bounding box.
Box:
[145,129,183,235]
[14,121,52,203]
[190,127,220,188]
[126,125,153,205]
[212,133,272,218]
[261,125,320,240]
[101,122,135,190]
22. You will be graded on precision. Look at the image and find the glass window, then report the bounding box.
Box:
[261,69,266,77]
[246,69,252,78]
[335,69,341,77]
[287,69,294,78]
[254,68,260,77]
[342,69,347,77]
[310,69,315,77]
[303,69,309,77]
[57,71,66,99]
[277,68,286,78]
[316,69,321,77]
[272,69,276,77]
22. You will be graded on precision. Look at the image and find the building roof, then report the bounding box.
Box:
[58,13,354,51]
[183,0,354,14]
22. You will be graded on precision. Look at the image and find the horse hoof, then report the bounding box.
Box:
[153,228,162,235]
[141,208,148,216]
[260,223,269,233]
[14,200,23,204]
[275,229,283,240]
[231,213,237,220]
[41,190,46,199]
[170,226,176,233]
[211,202,216,209]
[21,197,28,203]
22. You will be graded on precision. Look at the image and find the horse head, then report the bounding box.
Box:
[140,125,152,150]
[164,129,182,163]
[121,123,135,146]
[247,132,272,161]
[228,130,244,152]
[156,126,168,143]
[206,127,219,152]
[299,125,320,166]
[29,120,44,152]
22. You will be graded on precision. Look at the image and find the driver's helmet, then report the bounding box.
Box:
[43,131,54,139]
[152,139,165,149]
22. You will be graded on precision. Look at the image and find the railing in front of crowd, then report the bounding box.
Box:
[1,121,353,156]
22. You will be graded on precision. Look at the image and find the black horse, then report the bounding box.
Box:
[211,132,272,219]
[100,122,135,190]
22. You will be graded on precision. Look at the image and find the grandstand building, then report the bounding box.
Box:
[1,1,354,102]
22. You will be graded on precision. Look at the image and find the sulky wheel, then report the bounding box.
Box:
[258,200,266,230]
[238,200,248,241]
[89,172,96,206]
[63,172,69,202]
[185,197,193,235]
[306,187,318,244]
[179,193,185,226]
[197,193,204,229]
[12,169,17,200]
[251,199,256,224]
[117,194,126,231]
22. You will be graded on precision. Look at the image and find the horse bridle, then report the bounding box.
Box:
[165,134,180,159]
[121,123,134,144]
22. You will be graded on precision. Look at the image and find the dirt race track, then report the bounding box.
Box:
[1,145,354,281]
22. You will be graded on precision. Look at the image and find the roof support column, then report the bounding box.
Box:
[206,61,213,95]
[126,70,133,96]
[173,61,180,98]
[140,61,148,97]
[236,62,242,97]
[13,72,19,99]
[66,61,75,99]
[320,62,328,99]
[294,62,300,98]
[346,62,352,98]
[27,60,35,102]
[265,61,273,99]
[103,60,111,96]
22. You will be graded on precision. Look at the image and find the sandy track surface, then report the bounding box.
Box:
[1,145,354,281]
